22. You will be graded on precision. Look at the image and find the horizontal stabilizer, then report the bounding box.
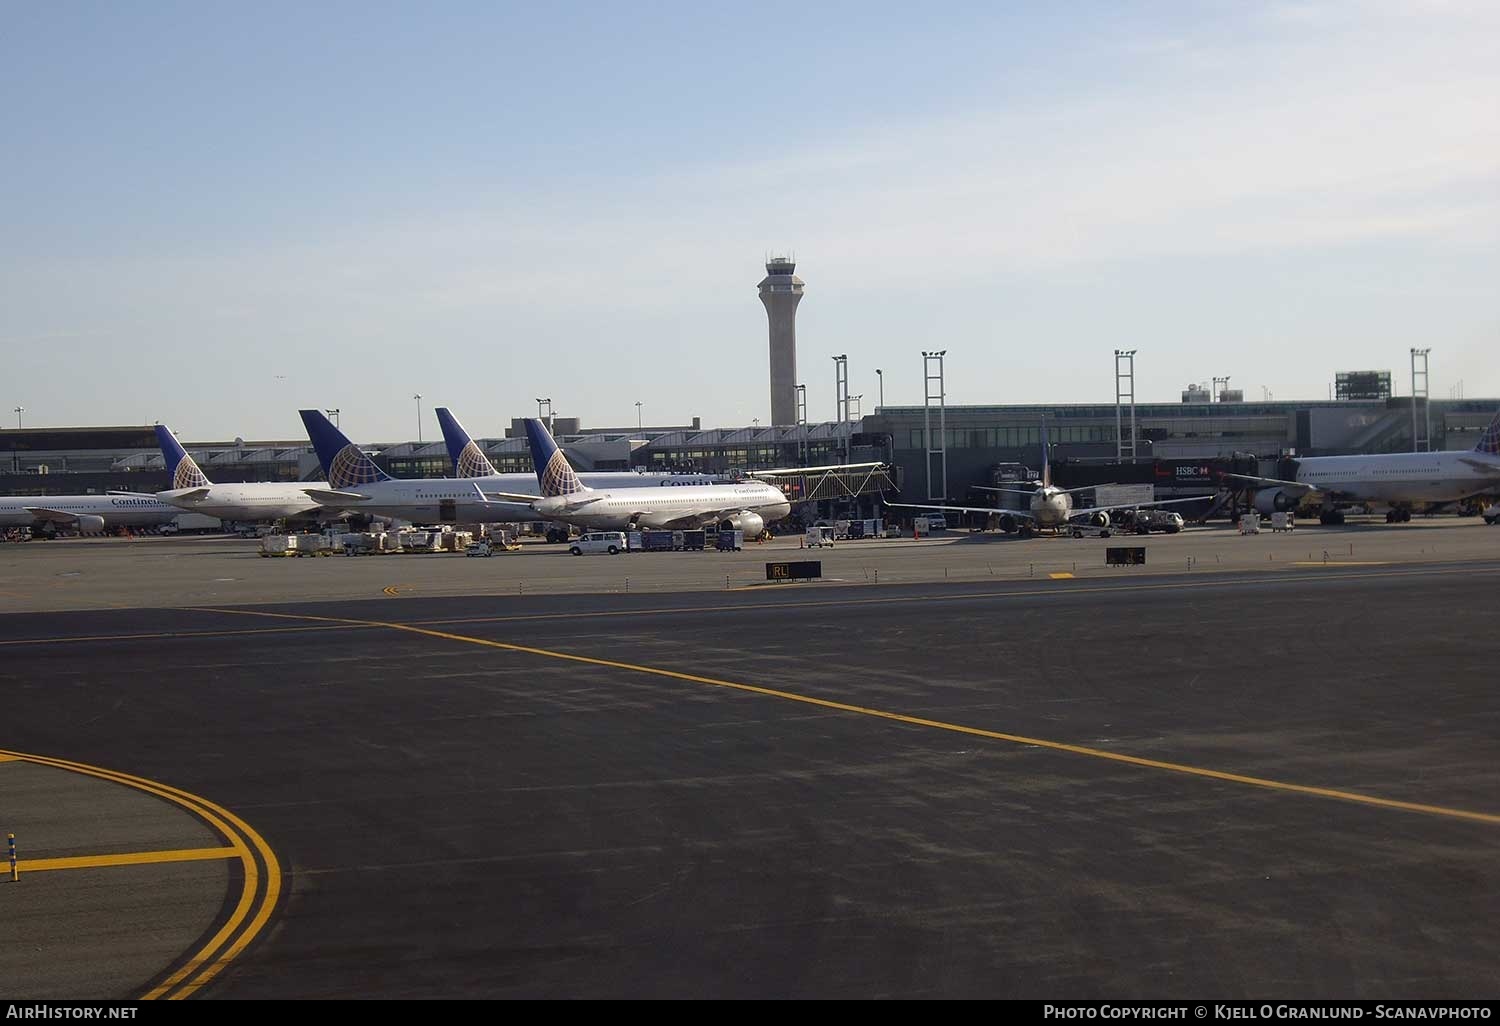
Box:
[304,488,373,504]
[158,487,211,503]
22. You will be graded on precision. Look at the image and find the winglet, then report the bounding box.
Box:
[436,407,500,478]
[298,410,393,489]
[523,418,588,497]
[155,424,211,489]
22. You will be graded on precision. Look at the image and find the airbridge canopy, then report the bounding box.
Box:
[773,464,901,502]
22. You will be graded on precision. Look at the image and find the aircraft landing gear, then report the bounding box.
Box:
[1319,510,1346,526]
[1385,508,1412,523]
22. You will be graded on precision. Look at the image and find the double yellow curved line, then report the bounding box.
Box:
[0,748,280,1000]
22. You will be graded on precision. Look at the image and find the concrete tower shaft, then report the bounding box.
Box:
[758,256,804,427]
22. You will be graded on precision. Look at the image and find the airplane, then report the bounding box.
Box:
[297,409,721,529]
[0,493,180,538]
[138,424,331,527]
[479,418,793,538]
[1229,406,1500,525]
[887,419,1208,538]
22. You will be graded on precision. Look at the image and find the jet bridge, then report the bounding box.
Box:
[750,463,900,503]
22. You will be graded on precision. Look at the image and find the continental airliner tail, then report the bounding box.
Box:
[298,410,393,490]
[155,424,211,490]
[435,407,500,478]
[1472,408,1500,456]
[523,418,588,498]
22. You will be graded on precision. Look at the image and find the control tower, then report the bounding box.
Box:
[758,255,804,427]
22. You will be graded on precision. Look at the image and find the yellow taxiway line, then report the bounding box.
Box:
[189,603,1500,828]
[0,749,281,1000]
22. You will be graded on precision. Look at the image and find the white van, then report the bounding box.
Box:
[569,531,627,555]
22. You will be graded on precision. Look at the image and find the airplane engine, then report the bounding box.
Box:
[74,515,105,534]
[997,513,1018,534]
[1253,488,1298,514]
[719,511,765,539]
[1088,511,1111,528]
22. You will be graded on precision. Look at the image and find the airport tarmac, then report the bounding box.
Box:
[1,523,1497,999]
[1,516,1496,613]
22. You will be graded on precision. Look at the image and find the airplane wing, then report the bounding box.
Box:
[977,482,1126,497]
[1221,472,1318,495]
[23,506,89,524]
[633,504,778,529]
[475,489,543,504]
[305,488,375,504]
[884,501,1037,521]
[972,485,1042,497]
[1068,495,1218,519]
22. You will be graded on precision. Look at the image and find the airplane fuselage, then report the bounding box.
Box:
[322,472,724,524]
[1291,451,1500,506]
[158,482,330,522]
[1029,488,1074,526]
[0,495,180,530]
[535,482,793,531]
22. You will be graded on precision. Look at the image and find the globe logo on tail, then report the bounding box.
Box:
[172,457,209,491]
[328,444,388,490]
[456,441,495,479]
[540,448,585,497]
[1476,414,1500,456]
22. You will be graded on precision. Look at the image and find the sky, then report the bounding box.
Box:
[3,0,1496,441]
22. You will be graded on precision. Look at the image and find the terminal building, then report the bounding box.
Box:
[863,395,1500,501]
[3,396,1496,515]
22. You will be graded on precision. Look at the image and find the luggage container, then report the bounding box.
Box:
[642,530,676,552]
[259,534,299,557]
[680,529,706,551]
[716,529,744,551]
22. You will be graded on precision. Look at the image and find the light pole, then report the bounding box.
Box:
[413,394,423,443]
[922,351,948,500]
[536,398,553,434]
[13,406,22,429]
[325,408,340,428]
[635,401,643,433]
[1114,349,1137,461]
[832,354,850,469]
[875,369,883,411]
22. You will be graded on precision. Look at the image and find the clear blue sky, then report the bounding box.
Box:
[3,1,1496,440]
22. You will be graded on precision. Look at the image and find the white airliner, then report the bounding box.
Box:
[140,424,330,525]
[888,420,1206,537]
[1232,407,1500,524]
[481,418,793,538]
[298,409,721,526]
[0,493,180,537]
